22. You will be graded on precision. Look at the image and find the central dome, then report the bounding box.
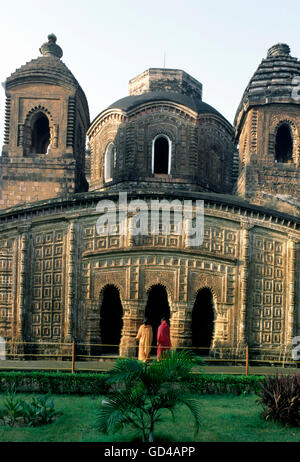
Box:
[87,68,235,195]
[108,91,225,118]
[106,68,227,121]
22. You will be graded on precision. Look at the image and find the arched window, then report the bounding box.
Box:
[30,112,50,154]
[104,143,116,182]
[275,124,293,163]
[152,135,171,174]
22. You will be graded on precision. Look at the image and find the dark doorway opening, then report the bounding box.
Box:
[31,112,50,154]
[192,288,214,356]
[154,136,169,174]
[275,124,293,163]
[100,285,123,354]
[145,284,170,355]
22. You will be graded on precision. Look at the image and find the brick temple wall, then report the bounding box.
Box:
[0,157,76,209]
[0,193,298,360]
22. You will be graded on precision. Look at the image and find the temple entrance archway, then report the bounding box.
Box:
[191,288,215,355]
[145,284,171,355]
[100,285,123,354]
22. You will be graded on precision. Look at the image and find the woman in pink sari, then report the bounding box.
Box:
[157,317,171,360]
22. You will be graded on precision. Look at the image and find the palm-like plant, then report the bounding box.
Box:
[96,350,203,442]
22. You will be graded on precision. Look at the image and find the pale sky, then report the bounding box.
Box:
[1,0,300,147]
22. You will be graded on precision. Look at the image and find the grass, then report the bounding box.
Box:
[0,393,300,442]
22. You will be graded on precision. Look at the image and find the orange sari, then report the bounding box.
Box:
[136,324,153,362]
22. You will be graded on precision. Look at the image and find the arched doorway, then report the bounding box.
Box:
[100,285,123,354]
[145,284,171,355]
[192,288,214,355]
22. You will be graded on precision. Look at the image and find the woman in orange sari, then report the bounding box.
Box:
[136,319,153,362]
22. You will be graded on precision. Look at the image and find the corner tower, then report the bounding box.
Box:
[235,43,300,215]
[0,34,90,210]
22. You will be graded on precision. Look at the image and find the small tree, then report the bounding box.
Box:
[96,350,203,442]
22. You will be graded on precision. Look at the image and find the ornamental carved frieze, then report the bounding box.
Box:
[248,233,286,346]
[188,271,223,304]
[92,268,127,300]
[240,218,255,231]
[28,228,66,341]
[142,268,177,304]
[0,237,15,338]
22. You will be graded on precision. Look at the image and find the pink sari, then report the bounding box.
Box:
[157,320,171,360]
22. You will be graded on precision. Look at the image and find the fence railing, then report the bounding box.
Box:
[0,341,299,375]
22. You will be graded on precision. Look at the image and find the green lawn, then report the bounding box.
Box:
[0,393,299,442]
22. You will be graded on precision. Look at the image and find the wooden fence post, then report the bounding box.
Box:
[72,341,75,374]
[245,344,249,376]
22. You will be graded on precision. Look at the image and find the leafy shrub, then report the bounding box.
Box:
[186,374,265,395]
[1,391,24,426]
[0,370,265,396]
[0,392,58,427]
[21,394,57,426]
[0,371,110,395]
[256,373,300,426]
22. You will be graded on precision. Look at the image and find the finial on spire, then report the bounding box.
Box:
[267,43,290,58]
[39,34,63,59]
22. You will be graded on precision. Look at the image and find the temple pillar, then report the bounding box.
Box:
[15,231,29,341]
[286,237,297,347]
[170,302,193,350]
[238,222,251,349]
[84,299,101,355]
[120,300,145,357]
[64,221,76,343]
[15,228,31,355]
[11,227,30,357]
